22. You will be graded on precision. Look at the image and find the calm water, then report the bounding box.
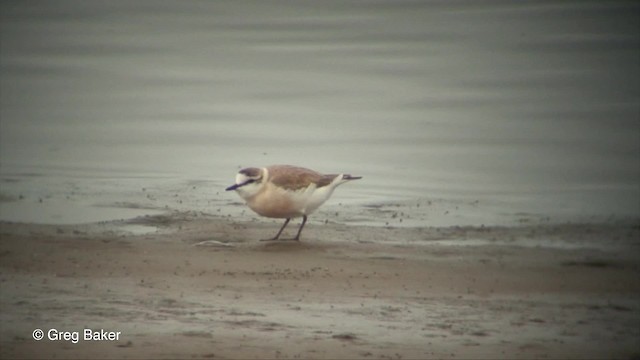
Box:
[1,1,639,226]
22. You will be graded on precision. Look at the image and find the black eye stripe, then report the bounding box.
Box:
[239,178,256,187]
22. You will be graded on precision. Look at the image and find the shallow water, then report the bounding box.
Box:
[1,1,639,226]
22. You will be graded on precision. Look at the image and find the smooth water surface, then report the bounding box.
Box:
[1,1,639,226]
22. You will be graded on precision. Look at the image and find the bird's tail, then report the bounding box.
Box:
[343,174,362,181]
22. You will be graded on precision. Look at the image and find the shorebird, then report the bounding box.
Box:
[225,165,362,241]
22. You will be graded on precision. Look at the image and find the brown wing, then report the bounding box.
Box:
[317,174,340,187]
[267,165,335,190]
[318,174,361,186]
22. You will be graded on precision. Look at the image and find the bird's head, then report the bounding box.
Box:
[225,167,264,199]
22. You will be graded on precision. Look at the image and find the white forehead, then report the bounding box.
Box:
[235,172,250,184]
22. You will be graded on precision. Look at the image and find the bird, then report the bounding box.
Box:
[225,165,362,241]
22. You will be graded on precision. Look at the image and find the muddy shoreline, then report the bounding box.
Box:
[1,214,639,359]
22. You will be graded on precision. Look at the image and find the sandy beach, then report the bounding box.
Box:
[1,214,638,359]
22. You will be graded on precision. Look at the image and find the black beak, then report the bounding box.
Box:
[225,183,240,191]
[225,178,256,191]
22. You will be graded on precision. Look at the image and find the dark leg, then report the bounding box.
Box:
[293,215,308,241]
[261,218,290,241]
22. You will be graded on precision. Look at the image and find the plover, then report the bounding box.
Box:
[225,165,362,241]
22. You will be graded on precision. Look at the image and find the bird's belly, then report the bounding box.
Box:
[244,182,335,219]
[304,186,334,214]
[248,187,305,218]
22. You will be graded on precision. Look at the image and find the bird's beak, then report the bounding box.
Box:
[226,178,256,191]
[225,183,240,191]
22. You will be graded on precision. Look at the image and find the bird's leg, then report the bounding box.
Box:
[292,215,308,241]
[261,218,290,241]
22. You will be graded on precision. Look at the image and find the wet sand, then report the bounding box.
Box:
[1,214,639,359]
